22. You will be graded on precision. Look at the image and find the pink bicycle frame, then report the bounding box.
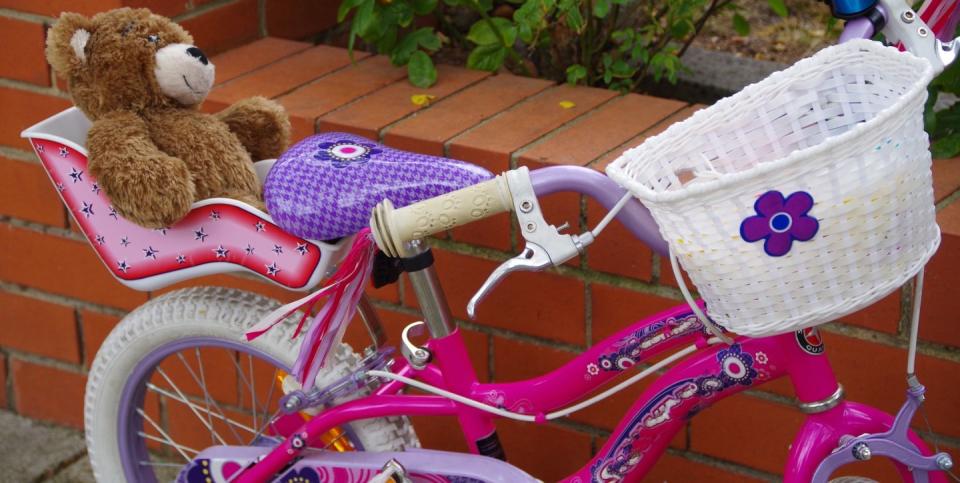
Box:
[232,3,959,480]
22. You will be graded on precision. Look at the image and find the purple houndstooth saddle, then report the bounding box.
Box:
[263,133,493,241]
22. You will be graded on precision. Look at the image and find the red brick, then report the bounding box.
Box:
[644,453,765,483]
[79,309,121,368]
[0,223,149,310]
[278,56,407,141]
[586,198,654,280]
[448,84,618,175]
[126,0,189,17]
[0,17,48,86]
[0,87,72,150]
[591,283,680,343]
[496,418,593,481]
[690,394,804,474]
[211,37,312,85]
[12,358,86,428]
[592,105,704,170]
[265,0,339,40]
[0,1,122,17]
[825,332,960,438]
[921,204,960,347]
[932,156,960,203]
[383,74,553,156]
[317,65,490,139]
[179,0,260,56]
[0,157,66,226]
[366,277,400,304]
[838,290,901,334]
[517,94,686,167]
[426,249,585,344]
[0,291,80,363]
[208,46,356,111]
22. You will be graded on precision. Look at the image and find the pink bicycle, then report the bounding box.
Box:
[20,0,960,481]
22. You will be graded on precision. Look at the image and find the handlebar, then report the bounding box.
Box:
[370,175,513,257]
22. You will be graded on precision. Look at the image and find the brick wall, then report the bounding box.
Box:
[1,2,959,481]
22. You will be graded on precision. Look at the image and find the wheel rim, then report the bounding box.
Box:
[115,337,351,482]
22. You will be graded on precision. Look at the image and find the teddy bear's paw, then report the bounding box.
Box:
[216,96,291,160]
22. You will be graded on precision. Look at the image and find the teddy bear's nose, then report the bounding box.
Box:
[186,47,208,66]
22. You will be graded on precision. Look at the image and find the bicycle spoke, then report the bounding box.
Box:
[155,368,229,446]
[147,383,258,435]
[187,349,218,445]
[171,353,243,443]
[137,408,192,463]
[258,368,279,435]
[138,461,187,468]
[248,408,282,446]
[137,431,199,455]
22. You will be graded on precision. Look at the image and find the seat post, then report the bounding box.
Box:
[404,240,455,338]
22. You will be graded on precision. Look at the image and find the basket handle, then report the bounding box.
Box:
[668,248,734,344]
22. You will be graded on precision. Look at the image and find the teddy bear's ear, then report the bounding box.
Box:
[46,12,94,78]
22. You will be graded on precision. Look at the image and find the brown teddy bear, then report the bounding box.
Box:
[46,8,291,228]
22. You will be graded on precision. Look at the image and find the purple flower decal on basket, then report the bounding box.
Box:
[313,139,381,167]
[740,190,819,257]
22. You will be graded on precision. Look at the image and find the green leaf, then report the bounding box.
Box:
[376,25,399,54]
[767,0,788,18]
[338,0,367,22]
[391,28,441,65]
[931,133,960,159]
[566,64,587,84]
[592,0,610,18]
[412,0,438,14]
[467,43,507,71]
[466,17,517,46]
[384,1,414,27]
[353,0,377,37]
[558,0,583,31]
[670,18,692,38]
[408,51,437,87]
[732,13,750,36]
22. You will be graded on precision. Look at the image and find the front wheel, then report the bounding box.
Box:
[84,287,418,482]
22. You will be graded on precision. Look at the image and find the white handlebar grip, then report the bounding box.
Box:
[371,175,512,257]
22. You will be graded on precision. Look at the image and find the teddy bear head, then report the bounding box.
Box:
[46,8,215,119]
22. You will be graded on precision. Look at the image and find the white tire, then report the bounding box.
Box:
[84,287,418,482]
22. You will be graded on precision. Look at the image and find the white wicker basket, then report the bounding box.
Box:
[606,39,940,337]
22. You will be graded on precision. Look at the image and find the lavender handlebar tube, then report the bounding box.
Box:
[529,165,670,256]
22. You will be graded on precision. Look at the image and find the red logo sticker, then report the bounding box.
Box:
[796,327,824,355]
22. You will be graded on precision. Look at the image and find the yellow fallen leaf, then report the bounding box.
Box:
[411,94,436,107]
[559,100,576,109]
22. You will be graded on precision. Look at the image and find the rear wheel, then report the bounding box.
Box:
[84,287,418,481]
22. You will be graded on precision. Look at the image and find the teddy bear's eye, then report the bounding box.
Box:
[147,34,160,44]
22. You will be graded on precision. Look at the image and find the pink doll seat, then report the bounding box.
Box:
[21,108,348,292]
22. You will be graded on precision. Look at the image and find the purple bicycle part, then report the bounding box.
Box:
[263,133,492,241]
[530,165,669,256]
[180,446,536,482]
[812,383,954,481]
[839,17,876,42]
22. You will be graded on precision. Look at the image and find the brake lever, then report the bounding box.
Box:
[466,168,596,319]
[467,243,552,319]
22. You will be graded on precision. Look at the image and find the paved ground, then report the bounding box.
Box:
[0,410,93,483]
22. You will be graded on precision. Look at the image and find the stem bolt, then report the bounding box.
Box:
[852,442,872,461]
[902,10,915,23]
[937,454,953,471]
[519,200,534,213]
[918,27,929,37]
[283,395,300,412]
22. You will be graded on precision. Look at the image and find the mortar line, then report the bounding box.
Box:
[585,102,693,168]
[313,77,409,135]
[33,449,88,483]
[5,349,86,375]
[0,281,129,318]
[0,78,71,99]
[0,8,55,24]
[2,350,12,411]
[172,0,240,22]
[374,73,493,143]
[509,93,623,166]
[74,308,86,370]
[0,146,38,162]
[1,215,87,242]
[441,82,560,158]
[256,0,267,37]
[935,187,960,211]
